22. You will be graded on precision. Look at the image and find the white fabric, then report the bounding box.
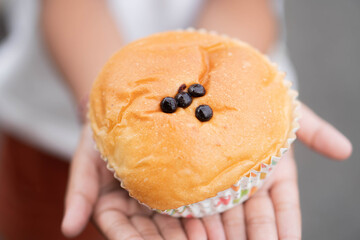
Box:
[107,0,205,44]
[0,0,295,159]
[0,0,80,158]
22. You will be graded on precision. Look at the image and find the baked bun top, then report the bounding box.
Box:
[89,31,293,210]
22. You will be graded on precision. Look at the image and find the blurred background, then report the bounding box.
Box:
[286,0,360,239]
[0,0,359,239]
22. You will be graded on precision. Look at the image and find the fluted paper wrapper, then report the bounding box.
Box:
[94,28,301,218]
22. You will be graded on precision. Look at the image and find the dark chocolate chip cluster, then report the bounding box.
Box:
[160,84,213,122]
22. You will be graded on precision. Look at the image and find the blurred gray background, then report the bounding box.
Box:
[0,1,358,240]
[286,0,360,239]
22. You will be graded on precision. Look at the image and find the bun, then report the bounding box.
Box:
[89,31,293,210]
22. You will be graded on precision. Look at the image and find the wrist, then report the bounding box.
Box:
[77,93,89,124]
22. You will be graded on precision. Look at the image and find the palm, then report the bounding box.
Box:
[62,104,351,240]
[94,168,155,239]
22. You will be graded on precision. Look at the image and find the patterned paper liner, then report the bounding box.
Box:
[93,28,301,218]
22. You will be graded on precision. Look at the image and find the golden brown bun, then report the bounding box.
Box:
[89,31,293,210]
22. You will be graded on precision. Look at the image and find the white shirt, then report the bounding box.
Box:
[0,0,296,159]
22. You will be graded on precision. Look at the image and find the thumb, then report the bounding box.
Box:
[297,104,352,160]
[62,123,101,237]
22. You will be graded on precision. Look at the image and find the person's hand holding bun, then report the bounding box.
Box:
[62,31,352,239]
[89,31,298,214]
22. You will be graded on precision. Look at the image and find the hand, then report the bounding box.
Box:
[61,103,352,239]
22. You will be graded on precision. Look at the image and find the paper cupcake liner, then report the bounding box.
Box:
[93,28,301,218]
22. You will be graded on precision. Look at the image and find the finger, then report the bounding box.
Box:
[261,149,296,191]
[244,191,277,240]
[97,186,153,217]
[222,205,246,240]
[131,215,163,240]
[62,124,101,237]
[270,179,301,240]
[153,214,187,240]
[94,207,143,240]
[270,152,301,240]
[298,104,352,160]
[182,218,207,240]
[202,213,226,240]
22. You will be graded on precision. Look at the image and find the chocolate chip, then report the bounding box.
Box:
[175,92,192,108]
[160,97,178,113]
[195,105,213,122]
[188,84,206,97]
[178,84,187,93]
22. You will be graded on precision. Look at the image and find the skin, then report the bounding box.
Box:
[61,104,352,240]
[41,0,353,239]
